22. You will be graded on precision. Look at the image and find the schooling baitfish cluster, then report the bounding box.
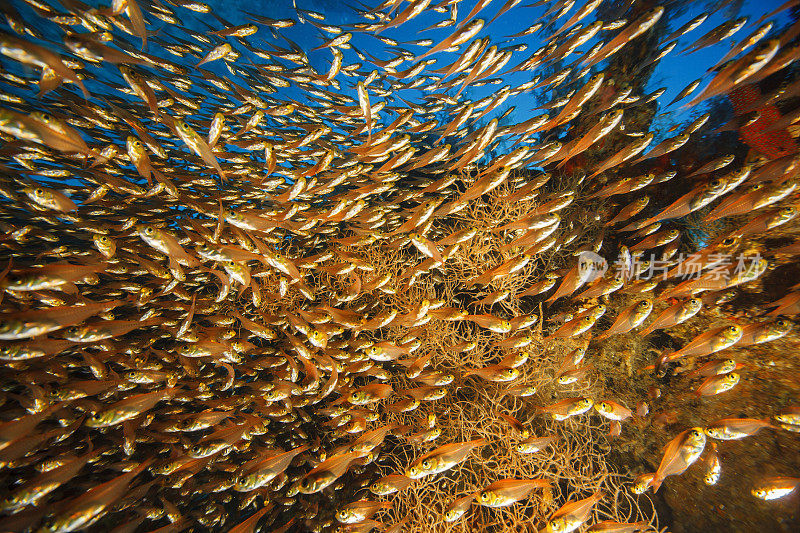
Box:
[0,0,799,532]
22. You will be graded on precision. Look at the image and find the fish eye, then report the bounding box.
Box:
[421,459,431,468]
[690,429,701,437]
[236,476,248,485]
[145,226,155,235]
[34,188,44,196]
[728,326,738,333]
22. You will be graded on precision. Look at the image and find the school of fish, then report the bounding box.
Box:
[0,0,799,531]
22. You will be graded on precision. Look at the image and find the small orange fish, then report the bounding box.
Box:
[685,358,740,378]
[704,418,774,440]
[444,492,478,522]
[0,300,123,340]
[349,424,398,455]
[660,325,743,365]
[0,447,100,511]
[596,300,653,340]
[651,428,706,492]
[594,400,633,421]
[227,505,274,533]
[639,298,702,336]
[22,185,77,212]
[540,397,594,421]
[2,262,106,292]
[405,438,487,479]
[545,263,588,304]
[464,364,519,382]
[605,196,650,226]
[752,477,800,500]
[737,319,792,346]
[370,474,414,496]
[0,402,65,450]
[515,435,558,454]
[38,459,153,532]
[465,314,512,333]
[640,178,728,226]
[345,383,394,405]
[299,452,361,494]
[694,372,740,397]
[409,233,443,263]
[86,387,179,428]
[477,478,550,507]
[234,445,308,492]
[336,500,392,524]
[544,306,605,340]
[546,491,604,532]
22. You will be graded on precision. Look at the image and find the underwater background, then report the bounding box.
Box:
[0,0,799,532]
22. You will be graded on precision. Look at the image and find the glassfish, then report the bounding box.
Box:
[86,387,179,428]
[234,445,308,492]
[659,325,743,365]
[405,438,487,479]
[298,451,360,494]
[0,300,123,340]
[336,500,392,524]
[476,478,550,507]
[594,400,633,421]
[752,477,800,500]
[540,397,594,421]
[704,418,774,440]
[650,428,706,492]
[596,300,652,340]
[444,492,478,522]
[638,298,702,336]
[370,474,414,496]
[546,491,604,533]
[36,459,152,533]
